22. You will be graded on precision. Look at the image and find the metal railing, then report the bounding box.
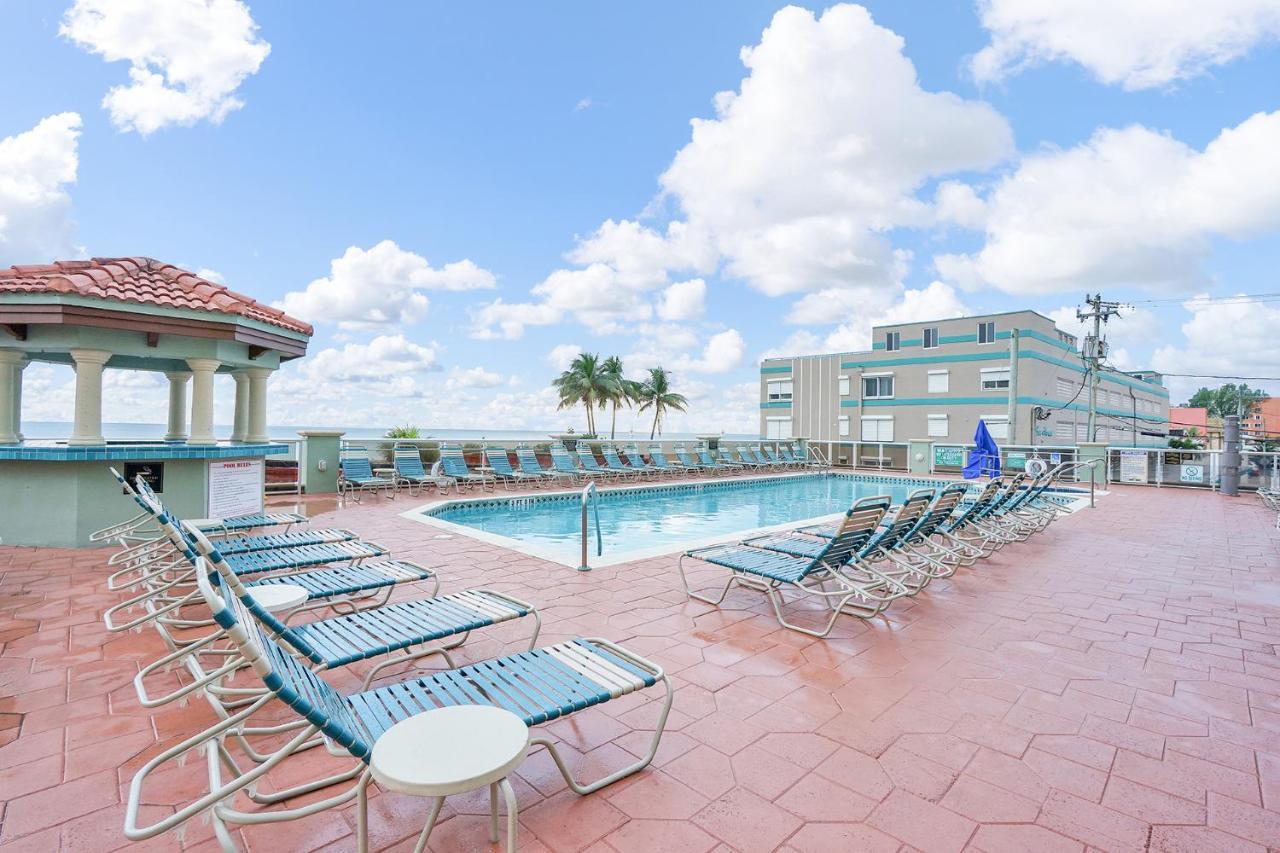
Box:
[579,482,601,572]
[1107,447,1280,491]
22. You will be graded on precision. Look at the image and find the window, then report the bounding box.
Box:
[1075,422,1087,441]
[927,414,948,437]
[861,416,894,442]
[838,416,850,437]
[838,375,851,396]
[862,375,894,398]
[1056,377,1074,398]
[766,379,792,401]
[923,327,939,349]
[927,370,949,394]
[978,321,996,344]
[1054,421,1074,440]
[884,331,900,352]
[765,417,792,439]
[983,417,1009,440]
[980,367,1011,391]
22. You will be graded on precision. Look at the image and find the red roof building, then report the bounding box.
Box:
[0,257,312,335]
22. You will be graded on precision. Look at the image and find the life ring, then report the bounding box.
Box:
[1025,457,1049,478]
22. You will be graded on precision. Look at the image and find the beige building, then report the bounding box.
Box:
[760,310,1169,462]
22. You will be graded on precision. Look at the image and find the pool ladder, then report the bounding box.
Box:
[579,481,602,572]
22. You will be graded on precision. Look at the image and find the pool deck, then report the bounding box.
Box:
[2,479,1279,852]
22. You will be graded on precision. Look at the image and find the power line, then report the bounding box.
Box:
[1161,373,1280,382]
[1125,292,1280,307]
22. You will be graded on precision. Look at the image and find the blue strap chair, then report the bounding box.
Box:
[679,495,900,635]
[340,449,397,501]
[485,447,544,489]
[439,444,497,492]
[517,447,574,485]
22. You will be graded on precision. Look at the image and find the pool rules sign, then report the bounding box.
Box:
[207,459,265,520]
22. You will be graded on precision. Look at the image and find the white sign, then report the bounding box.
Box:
[1180,463,1204,483]
[1118,450,1147,484]
[207,459,264,520]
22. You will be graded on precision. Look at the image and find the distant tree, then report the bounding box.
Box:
[1168,426,1203,450]
[601,356,641,440]
[385,425,420,438]
[635,367,688,439]
[552,352,613,436]
[1185,384,1269,419]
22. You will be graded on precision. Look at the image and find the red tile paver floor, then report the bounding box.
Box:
[1,481,1279,852]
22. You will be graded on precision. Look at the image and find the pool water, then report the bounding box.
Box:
[420,473,954,565]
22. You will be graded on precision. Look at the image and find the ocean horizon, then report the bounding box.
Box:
[20,421,760,443]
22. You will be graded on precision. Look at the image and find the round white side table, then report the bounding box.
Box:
[246,583,308,614]
[358,705,530,853]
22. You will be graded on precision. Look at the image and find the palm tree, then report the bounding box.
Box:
[601,356,640,440]
[636,367,688,440]
[551,352,613,435]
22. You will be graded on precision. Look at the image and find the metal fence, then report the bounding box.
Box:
[1108,447,1280,491]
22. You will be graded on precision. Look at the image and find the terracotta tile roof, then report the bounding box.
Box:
[0,257,312,335]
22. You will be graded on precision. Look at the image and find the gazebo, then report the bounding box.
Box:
[0,258,313,546]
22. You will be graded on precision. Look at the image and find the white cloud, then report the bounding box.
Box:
[574,97,593,112]
[1152,296,1280,401]
[276,334,441,400]
[0,113,82,264]
[657,279,706,321]
[659,4,1012,296]
[195,267,225,283]
[936,111,1280,295]
[278,240,496,330]
[61,0,271,134]
[971,0,1280,90]
[470,299,563,340]
[546,344,583,371]
[673,329,746,374]
[765,281,968,357]
[446,366,503,389]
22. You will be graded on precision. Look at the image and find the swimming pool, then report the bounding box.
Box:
[407,472,987,567]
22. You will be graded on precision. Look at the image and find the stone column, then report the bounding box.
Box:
[68,348,112,446]
[12,356,26,442]
[186,358,220,446]
[164,371,191,441]
[245,367,272,444]
[230,371,251,442]
[0,350,24,445]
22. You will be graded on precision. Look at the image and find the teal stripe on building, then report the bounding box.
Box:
[760,365,792,374]
[759,401,792,409]
[841,351,1009,369]
[861,395,1009,407]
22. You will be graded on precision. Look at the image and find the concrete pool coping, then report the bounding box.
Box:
[399,471,1097,569]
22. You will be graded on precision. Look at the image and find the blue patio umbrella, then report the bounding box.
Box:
[963,419,1001,480]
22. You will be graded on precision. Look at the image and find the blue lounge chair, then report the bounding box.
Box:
[549,443,599,484]
[672,445,717,475]
[577,446,619,482]
[393,446,446,496]
[718,447,752,470]
[125,561,674,849]
[517,447,574,486]
[733,445,770,469]
[439,444,497,492]
[786,442,827,471]
[599,444,644,479]
[647,445,688,477]
[340,450,397,501]
[620,446,664,478]
[485,447,544,490]
[762,445,797,469]
[679,495,899,635]
[691,446,735,474]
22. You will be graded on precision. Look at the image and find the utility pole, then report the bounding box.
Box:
[1077,293,1123,442]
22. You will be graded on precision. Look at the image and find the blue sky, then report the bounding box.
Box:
[2,1,1279,434]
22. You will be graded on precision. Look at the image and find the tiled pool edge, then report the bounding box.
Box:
[399,471,1094,569]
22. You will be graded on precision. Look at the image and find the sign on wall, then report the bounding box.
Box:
[1006,452,1026,471]
[1119,450,1147,484]
[1180,463,1205,483]
[123,462,163,494]
[207,459,264,520]
[933,446,965,467]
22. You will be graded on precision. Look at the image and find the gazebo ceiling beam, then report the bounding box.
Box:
[1,323,26,341]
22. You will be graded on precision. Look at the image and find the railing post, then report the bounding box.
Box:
[579,481,600,572]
